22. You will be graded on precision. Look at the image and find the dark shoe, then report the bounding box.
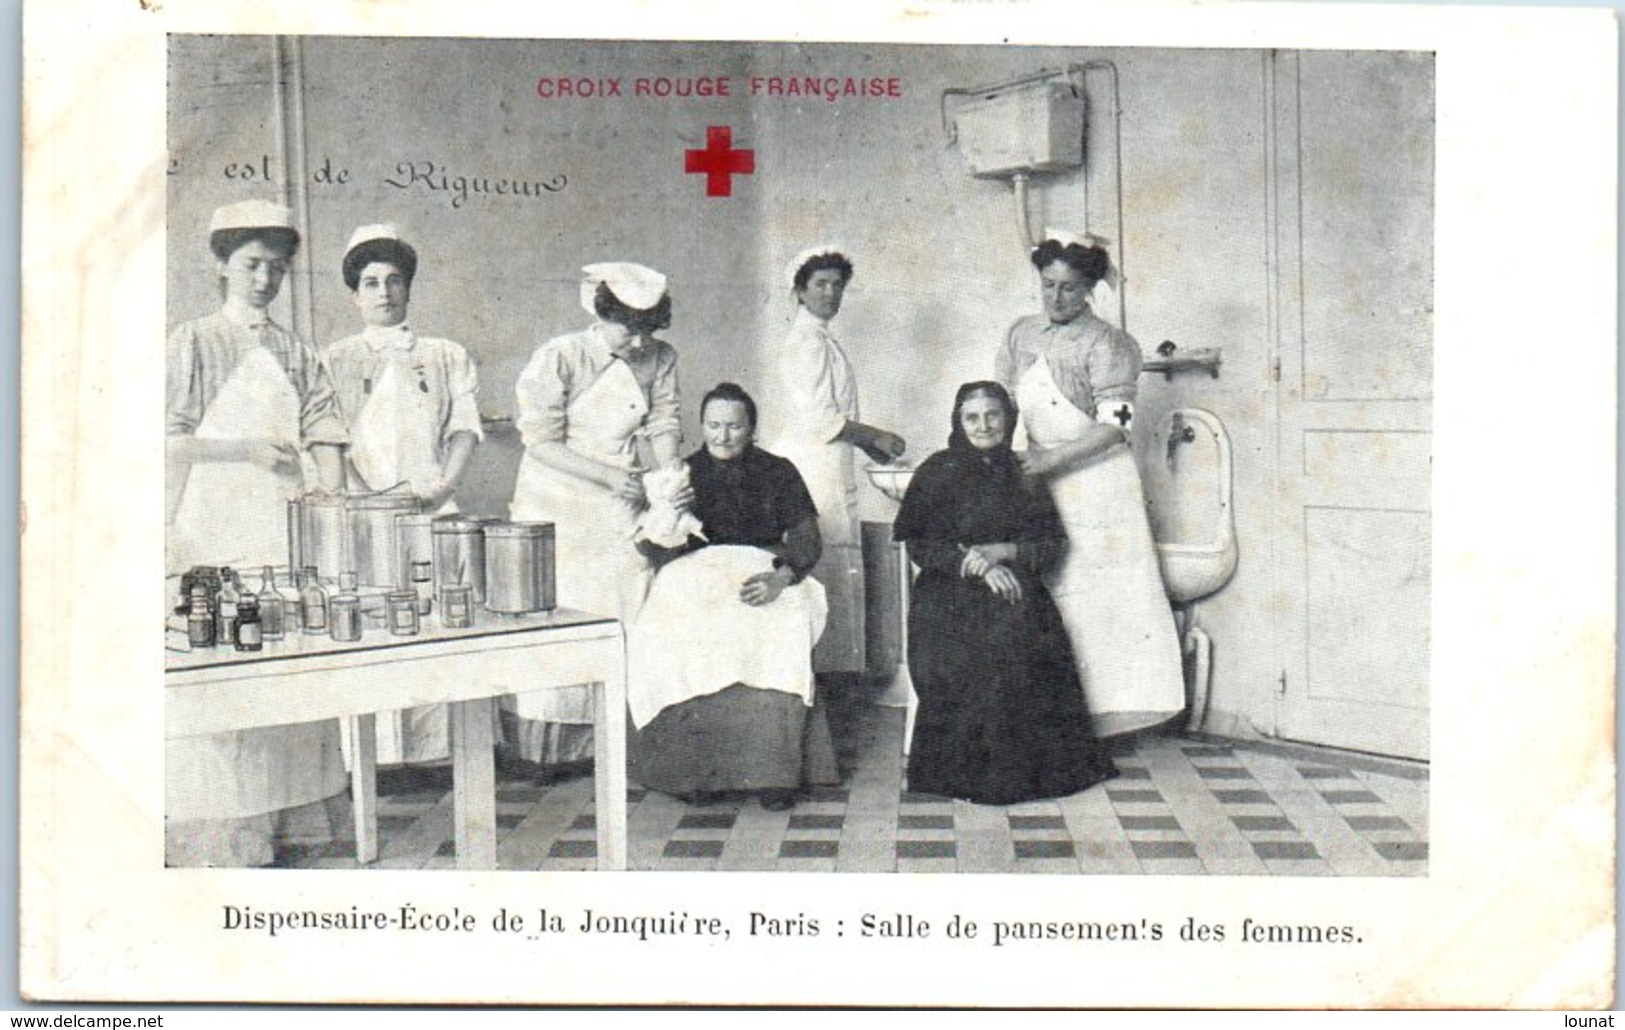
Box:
[760,789,797,812]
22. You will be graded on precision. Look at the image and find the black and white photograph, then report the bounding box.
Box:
[20,0,1615,1008]
[160,32,1434,877]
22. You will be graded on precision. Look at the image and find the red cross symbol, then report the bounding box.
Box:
[1111,403,1134,427]
[685,126,755,197]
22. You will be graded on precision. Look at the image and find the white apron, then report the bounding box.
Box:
[166,341,346,820]
[769,335,865,675]
[341,350,456,766]
[507,358,652,723]
[1017,357,1185,736]
[627,545,827,729]
[169,346,302,571]
[349,354,447,504]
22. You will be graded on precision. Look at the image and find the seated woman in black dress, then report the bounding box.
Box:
[628,382,839,811]
[894,381,1118,805]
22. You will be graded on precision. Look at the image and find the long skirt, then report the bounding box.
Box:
[906,567,1118,806]
[632,685,840,797]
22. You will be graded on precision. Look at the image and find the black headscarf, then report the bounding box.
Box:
[946,380,1020,466]
[895,381,1034,546]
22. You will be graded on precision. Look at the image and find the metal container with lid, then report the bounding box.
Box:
[431,515,491,605]
[394,513,436,590]
[483,521,556,615]
[291,490,423,591]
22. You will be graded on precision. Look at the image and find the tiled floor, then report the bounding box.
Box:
[279,691,1429,876]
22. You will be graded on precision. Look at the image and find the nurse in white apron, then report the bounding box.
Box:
[326,225,483,767]
[164,199,350,866]
[995,232,1184,739]
[767,247,905,678]
[506,262,683,766]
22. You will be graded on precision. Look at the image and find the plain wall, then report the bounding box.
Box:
[167,36,1432,748]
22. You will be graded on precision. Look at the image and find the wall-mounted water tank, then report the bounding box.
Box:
[945,78,1086,179]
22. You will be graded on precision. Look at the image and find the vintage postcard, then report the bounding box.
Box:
[18,0,1617,1008]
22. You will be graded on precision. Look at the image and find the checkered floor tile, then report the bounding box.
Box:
[277,691,1429,875]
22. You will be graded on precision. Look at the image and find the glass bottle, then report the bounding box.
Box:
[280,567,304,633]
[214,567,240,644]
[441,584,473,629]
[186,585,216,648]
[299,565,329,634]
[255,565,285,640]
[329,572,362,643]
[386,590,419,636]
[233,593,263,651]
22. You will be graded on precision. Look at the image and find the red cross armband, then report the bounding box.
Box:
[1103,399,1136,435]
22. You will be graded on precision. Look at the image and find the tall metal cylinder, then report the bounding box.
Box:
[431,515,490,605]
[483,522,556,615]
[394,513,436,590]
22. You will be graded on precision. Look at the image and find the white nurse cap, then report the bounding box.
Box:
[783,244,848,291]
[345,223,405,257]
[580,261,668,315]
[1038,226,1120,289]
[209,199,296,233]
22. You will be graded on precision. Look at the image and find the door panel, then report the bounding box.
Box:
[1271,50,1434,759]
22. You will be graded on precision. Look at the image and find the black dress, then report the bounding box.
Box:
[630,445,840,797]
[894,444,1118,805]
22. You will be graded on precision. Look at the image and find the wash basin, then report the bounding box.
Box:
[1157,539,1239,605]
[865,463,916,502]
[1149,408,1238,605]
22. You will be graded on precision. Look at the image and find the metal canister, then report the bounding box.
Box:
[294,494,348,585]
[394,513,436,590]
[431,515,489,604]
[483,521,557,615]
[345,491,423,589]
[292,491,423,592]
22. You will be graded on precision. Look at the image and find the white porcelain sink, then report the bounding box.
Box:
[865,463,915,502]
[1151,408,1239,605]
[1157,539,1239,605]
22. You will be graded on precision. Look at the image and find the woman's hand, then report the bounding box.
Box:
[862,429,907,464]
[606,468,647,507]
[670,480,696,510]
[960,545,992,579]
[421,479,457,512]
[960,543,1018,579]
[243,439,302,478]
[983,565,1023,605]
[740,567,791,607]
[1016,446,1056,478]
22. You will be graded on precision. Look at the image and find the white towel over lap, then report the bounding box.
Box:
[628,545,828,729]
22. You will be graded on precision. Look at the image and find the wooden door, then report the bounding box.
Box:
[1269,50,1434,759]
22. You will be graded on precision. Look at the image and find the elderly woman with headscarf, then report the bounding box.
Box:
[505,262,683,766]
[894,381,1117,805]
[995,232,1184,739]
[325,224,483,768]
[628,382,839,811]
[164,199,349,866]
[767,246,906,680]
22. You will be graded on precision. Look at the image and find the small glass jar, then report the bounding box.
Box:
[329,594,363,642]
[387,590,420,636]
[441,584,473,629]
[410,559,434,615]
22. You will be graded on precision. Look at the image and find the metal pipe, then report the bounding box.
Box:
[1011,172,1037,250]
[273,35,315,347]
[1077,60,1128,332]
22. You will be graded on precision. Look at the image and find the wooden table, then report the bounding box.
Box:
[165,607,627,870]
